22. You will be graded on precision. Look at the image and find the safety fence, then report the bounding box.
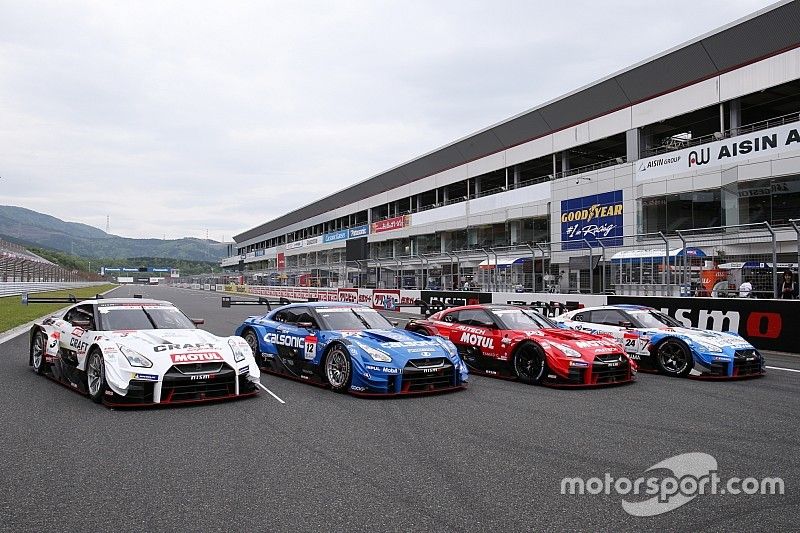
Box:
[215,221,800,298]
[0,281,110,298]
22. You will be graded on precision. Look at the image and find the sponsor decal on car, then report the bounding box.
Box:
[458,332,495,349]
[170,351,224,363]
[383,341,438,348]
[303,335,317,360]
[154,343,216,352]
[265,332,304,348]
[134,373,159,381]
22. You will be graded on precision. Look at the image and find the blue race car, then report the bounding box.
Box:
[554,304,765,379]
[234,301,468,395]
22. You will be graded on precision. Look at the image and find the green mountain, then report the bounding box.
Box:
[0,205,227,261]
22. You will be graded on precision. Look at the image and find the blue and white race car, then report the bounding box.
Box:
[235,301,468,395]
[554,304,765,379]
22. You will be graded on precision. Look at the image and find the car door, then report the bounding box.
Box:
[59,304,97,385]
[586,308,631,351]
[450,308,502,371]
[273,307,318,372]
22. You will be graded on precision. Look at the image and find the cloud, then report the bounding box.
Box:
[0,0,773,239]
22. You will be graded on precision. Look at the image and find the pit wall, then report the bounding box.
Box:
[177,283,799,353]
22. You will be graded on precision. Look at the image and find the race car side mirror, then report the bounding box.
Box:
[191,318,205,325]
[71,319,91,328]
[297,321,315,330]
[391,320,399,327]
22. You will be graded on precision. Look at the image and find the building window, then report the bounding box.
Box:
[639,189,722,234]
[738,175,800,226]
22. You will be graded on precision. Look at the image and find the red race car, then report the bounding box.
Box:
[406,304,635,387]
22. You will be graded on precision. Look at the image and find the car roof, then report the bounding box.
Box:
[278,301,364,309]
[78,298,173,306]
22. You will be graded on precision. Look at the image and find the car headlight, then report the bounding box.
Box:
[551,342,582,358]
[118,345,153,368]
[356,342,392,363]
[228,338,247,362]
[435,337,458,357]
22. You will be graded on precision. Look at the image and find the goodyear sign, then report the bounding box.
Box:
[561,190,623,249]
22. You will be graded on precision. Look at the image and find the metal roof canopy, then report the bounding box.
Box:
[610,247,706,264]
[235,1,800,244]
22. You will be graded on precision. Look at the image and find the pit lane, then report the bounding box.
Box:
[0,284,798,531]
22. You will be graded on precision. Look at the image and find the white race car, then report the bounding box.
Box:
[26,296,261,406]
[554,304,764,379]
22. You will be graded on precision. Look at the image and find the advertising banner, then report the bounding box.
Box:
[372,215,410,234]
[635,122,800,181]
[419,290,492,307]
[277,252,286,270]
[323,230,350,243]
[607,295,800,352]
[349,225,369,238]
[560,190,623,249]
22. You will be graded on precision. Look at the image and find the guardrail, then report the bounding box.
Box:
[0,281,109,298]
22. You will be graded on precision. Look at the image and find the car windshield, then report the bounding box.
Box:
[97,305,196,331]
[628,310,682,328]
[493,308,556,330]
[316,307,393,331]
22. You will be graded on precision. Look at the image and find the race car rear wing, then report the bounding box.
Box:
[221,296,316,310]
[21,293,107,305]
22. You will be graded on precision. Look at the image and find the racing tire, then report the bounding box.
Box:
[31,329,49,375]
[324,344,352,393]
[86,349,108,403]
[410,326,431,336]
[655,339,693,377]
[513,343,547,384]
[242,329,263,365]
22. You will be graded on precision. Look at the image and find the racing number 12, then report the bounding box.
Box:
[304,336,317,360]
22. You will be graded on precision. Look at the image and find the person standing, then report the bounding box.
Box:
[780,270,797,299]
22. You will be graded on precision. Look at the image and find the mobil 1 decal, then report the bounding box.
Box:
[561,190,623,250]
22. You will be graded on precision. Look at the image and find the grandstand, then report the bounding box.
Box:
[0,239,87,282]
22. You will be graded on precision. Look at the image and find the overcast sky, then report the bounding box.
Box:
[0,0,776,241]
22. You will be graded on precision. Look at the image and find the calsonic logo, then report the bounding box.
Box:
[154,343,215,352]
[170,352,224,363]
[459,332,494,349]
[265,332,304,348]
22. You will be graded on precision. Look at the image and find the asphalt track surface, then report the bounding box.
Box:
[1,285,798,532]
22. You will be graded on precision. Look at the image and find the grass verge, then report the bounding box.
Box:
[0,284,118,333]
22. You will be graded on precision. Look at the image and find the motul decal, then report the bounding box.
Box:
[459,332,494,349]
[170,352,224,363]
[746,312,782,339]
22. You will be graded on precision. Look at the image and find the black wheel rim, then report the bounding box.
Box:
[659,342,689,374]
[515,349,543,381]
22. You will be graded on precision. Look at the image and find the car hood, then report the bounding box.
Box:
[530,328,625,359]
[340,328,455,364]
[102,328,237,366]
[640,327,751,349]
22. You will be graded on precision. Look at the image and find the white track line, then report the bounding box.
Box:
[256,382,286,403]
[766,365,800,373]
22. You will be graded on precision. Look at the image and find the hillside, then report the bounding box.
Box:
[0,205,228,261]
